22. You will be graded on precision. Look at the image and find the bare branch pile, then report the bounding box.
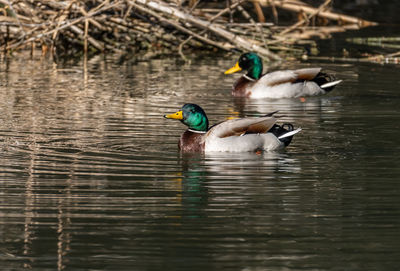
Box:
[0,0,376,60]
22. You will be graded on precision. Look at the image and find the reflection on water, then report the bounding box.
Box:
[0,52,400,270]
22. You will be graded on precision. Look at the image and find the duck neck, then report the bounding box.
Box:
[188,128,207,134]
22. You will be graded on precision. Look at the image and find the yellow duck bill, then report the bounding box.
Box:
[224,62,242,74]
[164,110,183,120]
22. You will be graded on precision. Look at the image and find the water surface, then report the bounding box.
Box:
[0,52,399,270]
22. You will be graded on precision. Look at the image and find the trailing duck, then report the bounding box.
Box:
[225,52,342,98]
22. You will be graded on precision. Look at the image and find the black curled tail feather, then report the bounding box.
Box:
[269,123,294,147]
[313,72,338,92]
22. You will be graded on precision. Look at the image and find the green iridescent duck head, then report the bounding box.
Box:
[164,103,209,132]
[224,52,263,80]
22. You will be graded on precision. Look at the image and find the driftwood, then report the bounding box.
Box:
[0,0,377,61]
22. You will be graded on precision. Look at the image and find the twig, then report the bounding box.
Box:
[252,1,265,22]
[84,19,88,53]
[178,38,190,62]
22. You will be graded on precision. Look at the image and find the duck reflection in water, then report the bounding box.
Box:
[171,151,301,216]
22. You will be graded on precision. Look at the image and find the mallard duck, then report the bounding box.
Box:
[225,52,342,98]
[164,103,301,152]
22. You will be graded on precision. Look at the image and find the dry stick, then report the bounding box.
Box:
[252,1,265,22]
[258,0,377,26]
[178,38,190,61]
[69,24,104,51]
[4,25,9,53]
[123,3,133,20]
[227,0,233,24]
[189,0,201,14]
[78,4,105,52]
[386,51,400,58]
[227,22,273,26]
[133,0,280,61]
[130,2,233,51]
[108,16,147,32]
[279,0,332,36]
[84,18,88,53]
[78,4,105,30]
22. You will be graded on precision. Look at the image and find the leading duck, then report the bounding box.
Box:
[225,52,342,98]
[164,103,301,152]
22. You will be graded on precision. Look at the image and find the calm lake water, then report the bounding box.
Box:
[0,48,400,270]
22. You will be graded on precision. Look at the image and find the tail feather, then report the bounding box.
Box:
[268,123,301,147]
[313,72,342,92]
[321,80,342,89]
[278,128,302,139]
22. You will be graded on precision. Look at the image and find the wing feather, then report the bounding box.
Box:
[257,68,322,87]
[257,70,297,87]
[207,117,277,139]
[294,68,322,80]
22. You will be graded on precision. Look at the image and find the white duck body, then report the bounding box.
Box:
[204,116,300,152]
[233,68,342,99]
[205,132,284,152]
